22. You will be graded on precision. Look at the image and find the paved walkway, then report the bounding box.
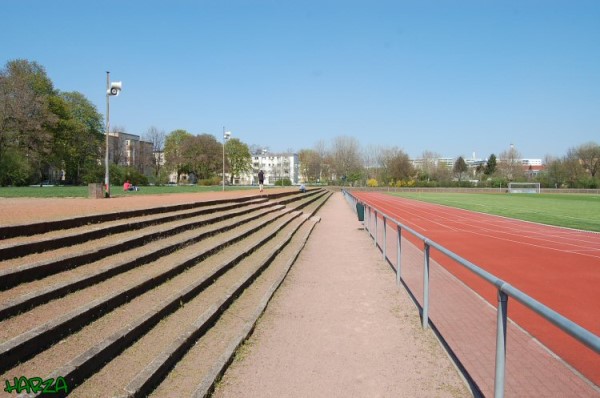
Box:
[212,192,471,397]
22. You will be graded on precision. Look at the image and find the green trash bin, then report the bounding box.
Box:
[356,202,365,221]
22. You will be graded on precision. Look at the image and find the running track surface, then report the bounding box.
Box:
[354,192,600,387]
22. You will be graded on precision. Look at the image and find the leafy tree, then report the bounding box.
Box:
[164,129,193,183]
[181,133,222,180]
[121,166,148,186]
[314,140,329,183]
[539,156,560,188]
[379,147,413,185]
[574,142,600,178]
[389,151,413,183]
[225,138,252,184]
[433,162,452,185]
[54,92,104,184]
[298,148,322,183]
[0,148,31,186]
[484,154,497,176]
[453,156,468,183]
[563,149,588,187]
[498,145,524,181]
[331,135,363,185]
[418,151,441,183]
[0,59,57,184]
[362,144,382,181]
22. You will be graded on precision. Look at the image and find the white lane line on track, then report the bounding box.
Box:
[386,194,600,246]
[360,195,462,232]
[355,193,600,258]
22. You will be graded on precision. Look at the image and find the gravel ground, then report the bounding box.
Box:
[213,192,471,397]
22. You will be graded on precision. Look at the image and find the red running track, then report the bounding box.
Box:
[354,192,600,386]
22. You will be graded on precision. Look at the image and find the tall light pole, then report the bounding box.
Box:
[104,71,122,198]
[222,128,231,191]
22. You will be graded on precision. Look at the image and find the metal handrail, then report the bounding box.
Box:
[343,189,600,398]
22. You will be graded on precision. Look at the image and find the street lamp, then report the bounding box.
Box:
[222,128,231,191]
[104,71,122,198]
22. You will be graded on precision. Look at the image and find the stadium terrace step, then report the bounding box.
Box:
[0,196,262,240]
[0,203,287,319]
[0,198,270,260]
[146,216,321,398]
[0,188,330,397]
[0,189,325,290]
[0,199,276,290]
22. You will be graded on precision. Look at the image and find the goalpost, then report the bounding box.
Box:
[507,182,541,194]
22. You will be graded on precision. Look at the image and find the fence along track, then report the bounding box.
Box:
[0,188,330,397]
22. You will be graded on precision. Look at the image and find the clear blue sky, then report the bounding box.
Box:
[3,0,599,159]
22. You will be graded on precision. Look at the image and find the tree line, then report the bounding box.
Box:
[160,129,252,185]
[300,138,599,188]
[2,59,598,189]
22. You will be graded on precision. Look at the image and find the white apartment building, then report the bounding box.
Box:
[248,152,300,185]
[411,157,459,169]
[520,159,543,166]
[411,156,542,171]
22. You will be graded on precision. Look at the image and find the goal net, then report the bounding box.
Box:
[508,182,541,194]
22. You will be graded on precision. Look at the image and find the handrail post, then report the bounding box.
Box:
[369,207,373,239]
[494,289,508,398]
[396,224,402,286]
[364,205,370,235]
[383,217,387,261]
[422,242,430,329]
[366,206,371,237]
[374,210,378,248]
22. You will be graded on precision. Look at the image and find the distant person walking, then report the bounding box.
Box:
[258,170,264,192]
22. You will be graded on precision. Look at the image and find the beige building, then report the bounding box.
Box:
[107,131,154,176]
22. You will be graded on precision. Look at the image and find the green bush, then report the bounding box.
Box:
[274,178,292,186]
[0,149,32,186]
[82,164,105,185]
[197,176,221,186]
[121,166,148,186]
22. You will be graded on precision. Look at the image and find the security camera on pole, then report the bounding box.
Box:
[104,72,122,198]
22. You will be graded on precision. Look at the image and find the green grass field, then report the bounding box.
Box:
[0,184,257,199]
[390,192,600,232]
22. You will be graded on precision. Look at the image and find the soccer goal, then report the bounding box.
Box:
[508,182,541,194]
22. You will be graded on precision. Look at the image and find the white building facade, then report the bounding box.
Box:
[248,152,300,185]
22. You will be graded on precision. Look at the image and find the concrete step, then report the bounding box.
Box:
[0,189,331,397]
